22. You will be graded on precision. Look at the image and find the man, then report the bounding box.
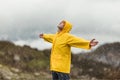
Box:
[39,20,98,80]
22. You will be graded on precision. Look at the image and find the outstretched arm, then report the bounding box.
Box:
[39,33,55,43]
[67,34,98,49]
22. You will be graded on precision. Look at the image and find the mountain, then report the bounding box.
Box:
[86,42,120,67]
[71,42,120,79]
[0,41,120,80]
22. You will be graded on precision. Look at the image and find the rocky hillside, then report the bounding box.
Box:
[0,41,52,80]
[71,42,120,79]
[0,41,120,80]
[87,42,120,67]
[0,41,50,72]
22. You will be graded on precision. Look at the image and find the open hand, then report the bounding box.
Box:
[90,39,98,47]
[39,33,44,38]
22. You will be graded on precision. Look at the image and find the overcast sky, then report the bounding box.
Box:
[0,0,120,52]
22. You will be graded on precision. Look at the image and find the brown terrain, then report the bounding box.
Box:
[0,41,120,80]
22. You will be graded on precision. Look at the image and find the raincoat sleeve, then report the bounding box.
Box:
[67,34,91,49]
[43,34,55,43]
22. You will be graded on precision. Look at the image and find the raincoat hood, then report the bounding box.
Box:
[59,20,72,33]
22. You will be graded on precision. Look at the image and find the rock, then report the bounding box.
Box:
[11,67,20,73]
[0,65,20,80]
[80,75,90,79]
[4,76,12,80]
[89,68,93,72]
[0,64,3,68]
[13,54,20,62]
[34,72,40,76]
[0,51,5,56]
[91,77,97,80]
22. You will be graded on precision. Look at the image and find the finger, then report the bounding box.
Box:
[90,39,95,43]
[92,39,95,41]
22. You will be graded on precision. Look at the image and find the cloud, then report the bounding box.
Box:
[0,0,120,51]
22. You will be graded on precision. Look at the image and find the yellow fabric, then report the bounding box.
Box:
[43,20,90,73]
[43,34,55,43]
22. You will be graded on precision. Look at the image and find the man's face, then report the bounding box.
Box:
[57,21,65,31]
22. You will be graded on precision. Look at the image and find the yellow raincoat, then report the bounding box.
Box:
[43,20,91,73]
